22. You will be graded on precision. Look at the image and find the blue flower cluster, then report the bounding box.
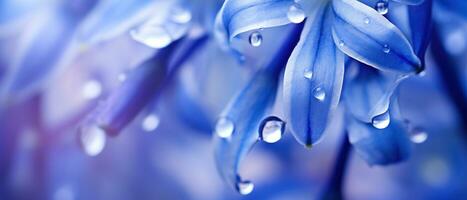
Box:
[0,0,466,199]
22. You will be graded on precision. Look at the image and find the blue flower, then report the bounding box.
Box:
[213,0,434,194]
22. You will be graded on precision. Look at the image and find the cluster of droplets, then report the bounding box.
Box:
[258,116,286,144]
[130,5,192,49]
[303,69,327,102]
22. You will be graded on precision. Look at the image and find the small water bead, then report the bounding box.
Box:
[339,41,345,47]
[313,87,326,101]
[215,117,235,138]
[383,44,391,53]
[303,70,313,80]
[259,116,286,144]
[287,4,306,24]
[410,127,428,144]
[142,114,160,132]
[364,17,370,24]
[372,111,390,129]
[375,0,389,15]
[130,26,172,49]
[237,180,254,195]
[82,80,102,100]
[79,125,106,156]
[249,31,263,47]
[171,7,192,24]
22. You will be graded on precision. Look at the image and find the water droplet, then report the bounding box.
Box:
[313,87,326,101]
[417,70,427,77]
[118,73,127,82]
[259,116,285,144]
[215,117,234,138]
[237,180,254,195]
[79,125,106,156]
[383,44,391,53]
[287,4,306,24]
[372,111,390,129]
[303,70,313,80]
[171,7,192,24]
[339,41,345,47]
[142,114,160,132]
[375,0,389,15]
[364,17,370,24]
[82,80,102,100]
[130,26,172,49]
[410,127,428,144]
[249,31,262,47]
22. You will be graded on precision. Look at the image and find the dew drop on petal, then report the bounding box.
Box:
[215,117,234,138]
[171,7,192,24]
[364,17,370,24]
[287,4,305,24]
[372,111,390,129]
[142,114,160,132]
[383,44,391,53]
[375,0,389,15]
[303,69,313,80]
[410,127,428,144]
[82,80,102,100]
[339,41,345,47]
[130,26,172,49]
[237,180,254,195]
[313,87,326,101]
[249,31,262,47]
[79,125,106,156]
[259,116,285,144]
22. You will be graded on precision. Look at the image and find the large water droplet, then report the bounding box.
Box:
[372,111,390,129]
[215,117,234,138]
[383,44,391,53]
[313,87,326,101]
[287,4,306,24]
[303,69,313,80]
[130,26,172,49]
[259,116,285,144]
[171,7,192,24]
[79,125,106,156]
[142,114,160,132]
[82,80,102,100]
[375,0,389,15]
[249,31,262,47]
[237,180,254,195]
[410,127,428,144]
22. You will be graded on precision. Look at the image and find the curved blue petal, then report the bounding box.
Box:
[214,24,302,194]
[392,0,425,5]
[0,0,46,25]
[332,0,422,73]
[408,0,432,69]
[343,62,407,123]
[82,34,208,136]
[0,1,96,103]
[283,5,345,146]
[216,0,293,42]
[347,103,411,166]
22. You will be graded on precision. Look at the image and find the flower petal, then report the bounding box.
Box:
[83,34,208,136]
[332,0,421,73]
[215,0,295,44]
[214,24,302,193]
[347,103,411,166]
[408,0,432,68]
[392,0,425,5]
[343,62,407,123]
[435,0,467,19]
[283,5,345,146]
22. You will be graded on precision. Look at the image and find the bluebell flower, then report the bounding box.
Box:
[213,0,435,195]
